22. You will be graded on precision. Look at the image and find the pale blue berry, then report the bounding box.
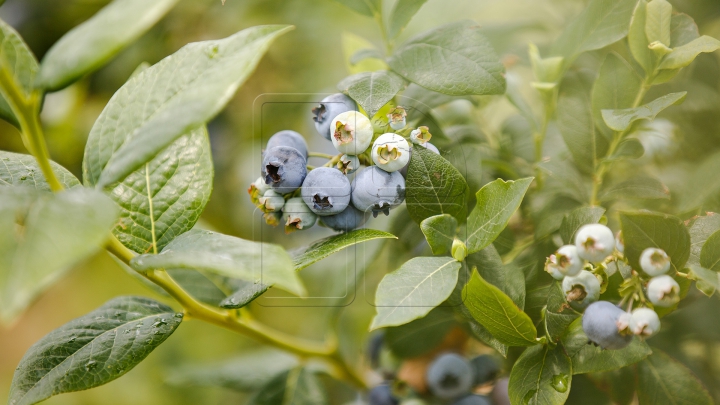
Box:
[426,353,474,400]
[582,301,633,350]
[338,154,360,175]
[387,106,407,131]
[575,224,615,263]
[629,307,661,337]
[319,205,369,232]
[562,270,601,309]
[647,275,680,307]
[301,167,351,216]
[283,197,317,233]
[640,247,671,276]
[452,395,491,405]
[262,146,307,194]
[551,245,583,277]
[331,111,374,155]
[258,190,285,212]
[313,93,357,140]
[248,176,270,205]
[372,133,410,172]
[368,384,398,405]
[490,378,510,405]
[266,130,308,159]
[351,166,405,217]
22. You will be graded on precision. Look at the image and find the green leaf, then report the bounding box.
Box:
[544,282,580,342]
[560,206,606,245]
[370,256,461,330]
[465,318,508,357]
[401,83,476,119]
[551,0,637,60]
[37,0,178,91]
[591,53,643,137]
[405,145,469,224]
[291,229,396,271]
[508,345,572,405]
[619,211,691,273]
[601,92,687,132]
[131,229,305,297]
[637,350,713,405]
[462,270,537,346]
[384,307,456,358]
[90,25,292,189]
[699,230,720,271]
[9,296,182,405]
[329,0,380,17]
[388,20,505,96]
[606,138,644,161]
[342,32,387,74]
[599,176,670,202]
[645,0,672,47]
[467,245,525,308]
[166,348,298,392]
[420,214,458,255]
[337,71,405,118]
[658,35,720,70]
[248,368,327,405]
[629,0,655,74]
[561,317,651,374]
[688,264,720,291]
[219,281,271,309]
[688,213,720,266]
[0,188,118,324]
[465,177,533,255]
[387,0,429,39]
[0,150,80,190]
[0,19,38,127]
[349,48,385,65]
[165,269,236,306]
[669,13,700,48]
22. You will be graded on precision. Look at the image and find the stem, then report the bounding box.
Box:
[308,152,334,159]
[532,86,558,190]
[0,65,63,192]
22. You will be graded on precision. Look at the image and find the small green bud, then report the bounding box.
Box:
[451,238,467,261]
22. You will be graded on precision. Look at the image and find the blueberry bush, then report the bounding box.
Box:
[1,0,720,404]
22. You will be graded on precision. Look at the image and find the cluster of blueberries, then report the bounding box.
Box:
[248,94,440,233]
[545,223,678,349]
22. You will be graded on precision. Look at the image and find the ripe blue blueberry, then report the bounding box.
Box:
[262,146,307,194]
[575,224,615,263]
[368,384,399,405]
[338,154,360,175]
[387,106,407,131]
[266,130,308,159]
[640,247,671,276]
[629,307,661,337]
[301,167,351,216]
[490,378,510,405]
[351,166,406,217]
[469,354,500,386]
[452,395,492,405]
[410,126,432,145]
[562,270,601,309]
[313,93,358,140]
[426,353,474,400]
[647,275,680,307]
[283,197,317,233]
[258,190,285,212]
[331,111,374,155]
[547,245,583,278]
[319,204,369,232]
[372,133,411,173]
[582,301,633,350]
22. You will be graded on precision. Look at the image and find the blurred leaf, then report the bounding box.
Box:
[247,368,327,405]
[659,36,720,70]
[337,70,405,117]
[166,269,234,306]
[688,264,720,290]
[561,317,651,374]
[349,48,384,65]
[629,1,655,74]
[688,213,720,266]
[465,177,533,255]
[462,270,537,346]
[599,176,670,202]
[699,230,720,271]
[401,83,476,120]
[465,317,508,357]
[371,256,461,329]
[219,281,270,309]
[9,296,182,405]
[508,344,572,405]
[544,282,580,342]
[389,20,505,96]
[384,306,455,358]
[601,92,686,131]
[636,350,713,405]
[91,25,293,189]
[592,53,643,137]
[468,245,525,308]
[506,72,539,130]
[0,150,80,190]
[420,214,458,255]
[406,146,469,224]
[565,374,612,405]
[619,211,691,273]
[590,368,636,405]
[131,229,305,296]
[606,138,644,161]
[291,229,396,271]
[167,348,298,392]
[0,19,38,127]
[669,13,700,47]
[37,0,178,90]
[388,0,429,39]
[645,0,672,47]
[329,0,380,17]
[0,188,118,324]
[560,206,606,245]
[342,32,387,74]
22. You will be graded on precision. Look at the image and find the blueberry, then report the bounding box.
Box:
[562,270,601,310]
[582,301,633,350]
[615,231,624,253]
[399,142,439,177]
[351,166,405,217]
[372,133,411,173]
[262,146,307,194]
[452,395,491,405]
[248,176,270,205]
[283,197,317,233]
[266,130,308,159]
[313,93,358,140]
[647,275,680,307]
[490,378,510,405]
[338,154,360,175]
[423,142,440,154]
[544,262,565,280]
[410,126,432,145]
[575,224,615,263]
[368,384,399,405]
[426,353,474,400]
[640,247,671,276]
[387,106,407,131]
[331,111,374,155]
[258,190,285,212]
[629,307,661,337]
[469,355,500,386]
[367,332,385,369]
[547,245,583,278]
[319,204,369,232]
[301,167,351,216]
[263,211,282,227]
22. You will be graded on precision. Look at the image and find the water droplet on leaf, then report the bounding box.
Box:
[85,360,98,371]
[551,374,569,393]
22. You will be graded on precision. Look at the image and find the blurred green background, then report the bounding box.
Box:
[1,0,720,404]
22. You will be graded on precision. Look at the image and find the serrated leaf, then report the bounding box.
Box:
[248,368,327,405]
[637,350,713,405]
[420,214,458,255]
[219,281,270,309]
[37,0,178,90]
[699,230,720,271]
[387,0,429,39]
[601,92,686,132]
[620,211,691,273]
[329,0,380,17]
[0,151,80,190]
[292,229,396,271]
[508,345,572,405]
[0,188,118,324]
[90,25,292,189]
[688,213,720,266]
[462,270,537,346]
[131,229,305,297]
[659,35,720,70]
[406,145,469,224]
[385,306,456,358]
[561,317,651,374]
[0,19,38,127]
[337,71,405,118]
[560,206,606,245]
[592,53,643,137]
[599,176,670,202]
[8,296,182,405]
[388,20,505,96]
[645,0,672,47]
[465,177,533,255]
[544,282,580,342]
[371,256,461,330]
